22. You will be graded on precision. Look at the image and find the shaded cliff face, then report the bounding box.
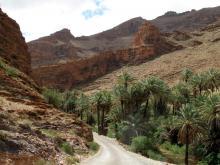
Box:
[151,6,220,32]
[0,9,30,74]
[30,20,181,89]
[0,8,92,163]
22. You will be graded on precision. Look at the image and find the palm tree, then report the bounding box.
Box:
[181,68,193,83]
[199,95,220,158]
[176,104,202,165]
[100,90,112,135]
[63,90,78,114]
[107,106,122,138]
[170,83,191,114]
[140,79,152,118]
[114,84,129,119]
[129,82,145,114]
[147,76,171,116]
[189,74,204,96]
[93,91,103,134]
[77,92,89,120]
[117,72,134,89]
[204,69,220,92]
[93,90,112,135]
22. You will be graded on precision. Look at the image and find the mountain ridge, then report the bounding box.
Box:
[29,6,220,90]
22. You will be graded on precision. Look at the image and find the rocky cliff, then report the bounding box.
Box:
[0,8,30,74]
[0,8,92,164]
[151,6,220,32]
[29,6,220,90]
[30,20,181,89]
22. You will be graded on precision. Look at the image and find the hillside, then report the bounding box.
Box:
[152,6,220,32]
[81,21,220,94]
[0,8,92,164]
[30,21,181,89]
[29,6,220,90]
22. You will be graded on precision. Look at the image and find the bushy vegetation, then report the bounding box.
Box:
[42,68,220,164]
[59,142,74,155]
[131,136,155,155]
[42,88,63,108]
[88,142,99,152]
[0,58,18,77]
[161,141,185,155]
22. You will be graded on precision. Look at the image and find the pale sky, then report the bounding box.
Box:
[0,0,219,41]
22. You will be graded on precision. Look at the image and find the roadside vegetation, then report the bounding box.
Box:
[43,68,220,165]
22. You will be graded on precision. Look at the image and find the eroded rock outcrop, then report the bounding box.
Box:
[0,8,30,74]
[30,20,181,89]
[31,6,220,90]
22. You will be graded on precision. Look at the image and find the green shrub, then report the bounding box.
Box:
[147,150,166,161]
[131,136,155,156]
[42,88,63,108]
[161,141,185,155]
[5,67,18,77]
[88,142,99,151]
[197,153,220,165]
[0,59,18,77]
[59,142,74,155]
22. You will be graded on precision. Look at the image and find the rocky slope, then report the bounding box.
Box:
[81,21,220,94]
[152,6,220,32]
[0,8,92,164]
[0,8,30,74]
[30,20,181,89]
[29,6,220,90]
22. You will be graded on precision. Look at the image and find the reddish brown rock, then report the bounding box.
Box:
[134,22,161,46]
[0,8,30,74]
[31,21,180,89]
[0,8,93,163]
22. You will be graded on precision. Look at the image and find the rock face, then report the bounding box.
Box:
[0,8,30,74]
[29,17,147,68]
[0,8,92,163]
[29,6,220,90]
[151,6,220,32]
[30,20,181,89]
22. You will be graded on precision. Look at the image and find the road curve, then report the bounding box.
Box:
[81,132,170,165]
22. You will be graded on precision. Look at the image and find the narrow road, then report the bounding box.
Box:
[81,133,170,165]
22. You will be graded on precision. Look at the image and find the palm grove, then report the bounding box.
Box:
[43,68,220,165]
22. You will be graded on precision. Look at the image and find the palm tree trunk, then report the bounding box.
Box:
[143,100,148,118]
[97,105,101,134]
[121,99,125,119]
[199,85,202,95]
[101,107,105,135]
[80,109,83,120]
[114,122,118,137]
[172,103,175,115]
[185,125,189,165]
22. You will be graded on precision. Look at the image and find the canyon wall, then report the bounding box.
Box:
[0,8,30,74]
[31,21,181,89]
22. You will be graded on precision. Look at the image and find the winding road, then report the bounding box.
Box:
[81,133,170,165]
